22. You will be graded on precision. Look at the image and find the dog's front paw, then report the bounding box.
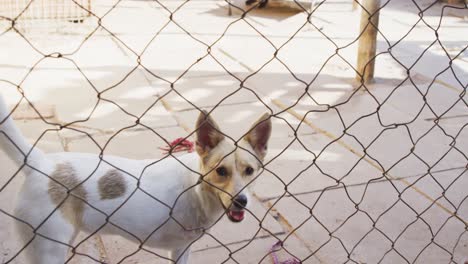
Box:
[245,0,256,5]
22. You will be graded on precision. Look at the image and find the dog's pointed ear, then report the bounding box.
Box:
[195,110,224,157]
[244,113,272,160]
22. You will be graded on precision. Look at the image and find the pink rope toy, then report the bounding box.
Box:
[159,138,194,154]
[270,241,301,264]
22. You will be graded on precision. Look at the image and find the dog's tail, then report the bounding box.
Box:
[0,94,45,167]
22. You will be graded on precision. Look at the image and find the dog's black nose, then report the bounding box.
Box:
[234,194,248,208]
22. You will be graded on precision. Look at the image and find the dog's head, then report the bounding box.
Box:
[195,110,272,223]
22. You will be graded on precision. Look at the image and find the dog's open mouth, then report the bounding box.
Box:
[218,195,247,223]
[227,208,245,223]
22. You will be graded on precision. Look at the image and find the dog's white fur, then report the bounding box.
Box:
[0,95,272,264]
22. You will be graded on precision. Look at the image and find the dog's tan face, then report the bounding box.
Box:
[195,111,271,223]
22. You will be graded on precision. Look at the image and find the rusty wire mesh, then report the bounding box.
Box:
[0,0,91,20]
[0,0,467,263]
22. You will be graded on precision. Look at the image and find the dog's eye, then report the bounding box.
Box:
[245,166,254,176]
[216,166,228,177]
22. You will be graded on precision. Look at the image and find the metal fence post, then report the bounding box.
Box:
[356,0,380,84]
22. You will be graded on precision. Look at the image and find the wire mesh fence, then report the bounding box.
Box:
[0,0,91,33]
[0,0,91,20]
[0,0,467,263]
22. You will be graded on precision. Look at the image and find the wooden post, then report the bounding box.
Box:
[352,0,359,11]
[356,0,380,84]
[227,0,232,16]
[447,0,465,4]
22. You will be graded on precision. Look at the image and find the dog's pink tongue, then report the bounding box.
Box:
[229,210,245,221]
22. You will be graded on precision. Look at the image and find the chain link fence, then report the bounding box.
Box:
[0,0,467,263]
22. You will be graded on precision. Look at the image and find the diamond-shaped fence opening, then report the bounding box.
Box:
[0,0,467,263]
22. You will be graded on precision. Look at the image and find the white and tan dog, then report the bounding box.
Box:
[0,95,272,264]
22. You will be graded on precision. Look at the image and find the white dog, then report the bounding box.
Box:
[0,95,272,264]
